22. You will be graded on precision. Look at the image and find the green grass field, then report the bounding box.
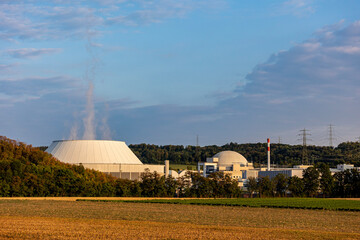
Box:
[78,198,360,211]
[169,164,196,171]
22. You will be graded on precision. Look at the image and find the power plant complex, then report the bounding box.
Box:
[46,138,358,187]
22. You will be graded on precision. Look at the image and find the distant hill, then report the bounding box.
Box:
[129,142,360,167]
[0,136,122,197]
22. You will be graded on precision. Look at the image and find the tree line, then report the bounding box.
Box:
[245,163,360,198]
[116,170,241,198]
[128,142,360,167]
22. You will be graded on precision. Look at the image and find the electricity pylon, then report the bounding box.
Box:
[298,129,311,165]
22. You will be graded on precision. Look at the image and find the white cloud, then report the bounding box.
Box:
[0,63,16,71]
[0,92,41,104]
[327,46,360,54]
[0,75,82,106]
[105,0,220,26]
[241,21,360,103]
[6,48,61,59]
[281,0,315,16]
[0,0,223,41]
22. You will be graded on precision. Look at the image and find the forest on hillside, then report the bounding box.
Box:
[129,142,360,167]
[0,136,120,197]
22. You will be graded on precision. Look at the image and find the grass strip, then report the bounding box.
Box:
[76,198,360,211]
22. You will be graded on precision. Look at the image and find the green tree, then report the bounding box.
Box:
[140,170,166,197]
[273,174,288,197]
[303,167,320,197]
[288,176,304,197]
[187,172,212,198]
[316,163,334,197]
[245,177,258,198]
[164,176,178,197]
[257,176,274,197]
[115,179,132,197]
[334,169,360,198]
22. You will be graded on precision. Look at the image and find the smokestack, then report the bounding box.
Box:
[165,160,169,177]
[267,138,270,171]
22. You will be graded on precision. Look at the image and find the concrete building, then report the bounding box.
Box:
[335,164,360,171]
[198,151,255,187]
[197,150,319,187]
[46,140,165,180]
[258,168,304,179]
[330,164,360,174]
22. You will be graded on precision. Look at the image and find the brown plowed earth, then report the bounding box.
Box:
[0,200,359,239]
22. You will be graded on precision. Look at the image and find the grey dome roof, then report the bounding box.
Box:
[213,151,248,166]
[46,140,143,165]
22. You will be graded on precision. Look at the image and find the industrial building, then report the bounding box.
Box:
[197,139,316,187]
[197,150,313,186]
[198,150,258,187]
[330,164,360,174]
[258,166,308,179]
[47,139,358,186]
[46,140,165,180]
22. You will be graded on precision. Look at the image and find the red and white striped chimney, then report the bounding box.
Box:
[267,138,270,171]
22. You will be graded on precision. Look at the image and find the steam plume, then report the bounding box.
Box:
[69,11,112,141]
[69,119,78,140]
[100,103,112,140]
[82,81,96,140]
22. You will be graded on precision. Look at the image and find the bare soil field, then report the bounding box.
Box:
[0,199,359,239]
[0,197,210,201]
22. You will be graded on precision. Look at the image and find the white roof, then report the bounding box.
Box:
[213,151,248,166]
[46,140,143,165]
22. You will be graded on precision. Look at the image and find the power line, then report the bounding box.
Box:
[298,129,311,165]
[328,124,335,148]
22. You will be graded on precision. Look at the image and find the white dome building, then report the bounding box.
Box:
[198,150,256,186]
[46,140,164,180]
[46,140,143,165]
[213,151,248,167]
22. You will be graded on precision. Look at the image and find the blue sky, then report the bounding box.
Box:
[1,0,360,147]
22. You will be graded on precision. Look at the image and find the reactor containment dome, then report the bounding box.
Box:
[213,150,248,167]
[46,140,143,165]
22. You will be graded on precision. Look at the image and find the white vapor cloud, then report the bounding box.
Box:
[0,63,17,71]
[0,75,82,105]
[241,20,360,105]
[0,0,223,41]
[82,81,96,140]
[6,48,61,59]
[281,0,315,16]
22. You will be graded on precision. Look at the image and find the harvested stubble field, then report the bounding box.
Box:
[0,198,359,239]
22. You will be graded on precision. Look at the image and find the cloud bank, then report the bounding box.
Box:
[0,0,223,41]
[241,20,360,106]
[6,48,61,59]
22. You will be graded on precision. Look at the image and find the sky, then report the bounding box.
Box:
[1,0,360,147]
